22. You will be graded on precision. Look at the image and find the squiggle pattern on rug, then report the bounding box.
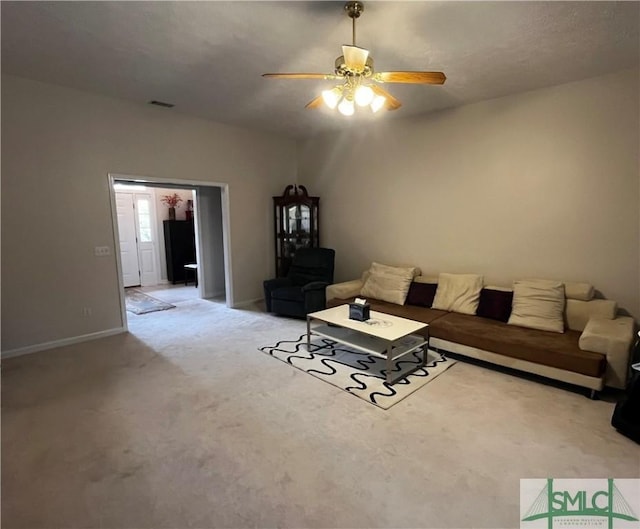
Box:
[259,335,456,409]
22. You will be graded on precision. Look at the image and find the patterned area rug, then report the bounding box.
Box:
[259,335,456,409]
[125,289,176,315]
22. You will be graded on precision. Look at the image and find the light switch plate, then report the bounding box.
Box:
[94,246,111,256]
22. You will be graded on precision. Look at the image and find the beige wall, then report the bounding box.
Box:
[1,75,296,352]
[298,69,640,319]
[3,69,638,353]
[196,186,226,298]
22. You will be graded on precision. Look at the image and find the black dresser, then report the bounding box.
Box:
[163,220,196,283]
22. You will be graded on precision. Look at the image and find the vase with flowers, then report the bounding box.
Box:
[161,193,183,220]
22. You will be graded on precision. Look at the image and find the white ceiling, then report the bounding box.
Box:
[2,1,638,139]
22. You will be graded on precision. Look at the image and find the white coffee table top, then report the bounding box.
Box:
[308,304,427,342]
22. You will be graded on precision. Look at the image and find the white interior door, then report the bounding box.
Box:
[133,193,159,286]
[116,192,141,287]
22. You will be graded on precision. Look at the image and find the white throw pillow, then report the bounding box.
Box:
[360,262,416,305]
[508,279,566,333]
[432,273,484,314]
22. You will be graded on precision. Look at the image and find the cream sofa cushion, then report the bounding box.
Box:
[508,279,565,333]
[565,299,617,332]
[360,262,416,305]
[432,273,483,314]
[362,263,420,284]
[579,317,635,389]
[326,279,364,301]
[484,285,513,292]
[564,282,595,301]
[415,274,439,284]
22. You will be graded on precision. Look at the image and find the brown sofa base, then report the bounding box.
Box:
[327,297,606,386]
[431,338,604,392]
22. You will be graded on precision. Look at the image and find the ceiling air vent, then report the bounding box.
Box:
[148,100,174,108]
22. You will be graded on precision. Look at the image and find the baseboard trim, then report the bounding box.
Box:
[233,297,263,309]
[1,327,127,359]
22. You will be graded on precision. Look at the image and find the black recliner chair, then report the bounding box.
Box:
[264,248,335,318]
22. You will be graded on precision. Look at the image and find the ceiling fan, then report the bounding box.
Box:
[262,1,446,116]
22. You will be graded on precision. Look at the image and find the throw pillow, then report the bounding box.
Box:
[432,273,484,314]
[507,279,565,333]
[360,262,416,305]
[476,288,514,322]
[405,282,438,308]
[368,261,420,279]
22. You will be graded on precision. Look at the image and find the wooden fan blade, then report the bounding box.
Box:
[371,85,402,111]
[374,71,446,85]
[262,73,339,80]
[305,94,324,109]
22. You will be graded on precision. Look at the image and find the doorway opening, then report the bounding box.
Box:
[114,183,184,288]
[108,174,233,330]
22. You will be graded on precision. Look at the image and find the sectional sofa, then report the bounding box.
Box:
[326,263,636,396]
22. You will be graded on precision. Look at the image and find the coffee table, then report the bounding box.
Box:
[306,304,429,385]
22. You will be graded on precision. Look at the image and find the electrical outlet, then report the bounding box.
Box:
[94,246,111,256]
[82,307,92,317]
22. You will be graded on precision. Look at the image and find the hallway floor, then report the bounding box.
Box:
[136,283,203,305]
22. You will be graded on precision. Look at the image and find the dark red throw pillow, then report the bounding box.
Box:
[405,282,438,307]
[476,288,513,322]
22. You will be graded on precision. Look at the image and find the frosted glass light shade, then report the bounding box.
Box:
[342,45,370,70]
[354,85,374,107]
[370,95,387,113]
[338,97,355,116]
[322,88,342,109]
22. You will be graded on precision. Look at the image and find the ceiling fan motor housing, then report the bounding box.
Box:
[334,55,374,77]
[344,1,364,19]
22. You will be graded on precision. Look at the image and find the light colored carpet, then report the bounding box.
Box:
[260,335,456,409]
[2,296,638,529]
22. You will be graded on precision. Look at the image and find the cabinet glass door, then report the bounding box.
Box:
[287,204,311,247]
[273,185,319,277]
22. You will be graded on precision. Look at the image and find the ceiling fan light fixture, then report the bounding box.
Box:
[322,87,342,109]
[338,97,355,116]
[354,84,374,106]
[370,94,386,113]
[262,1,446,116]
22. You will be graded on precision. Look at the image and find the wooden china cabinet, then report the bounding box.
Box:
[273,185,320,277]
